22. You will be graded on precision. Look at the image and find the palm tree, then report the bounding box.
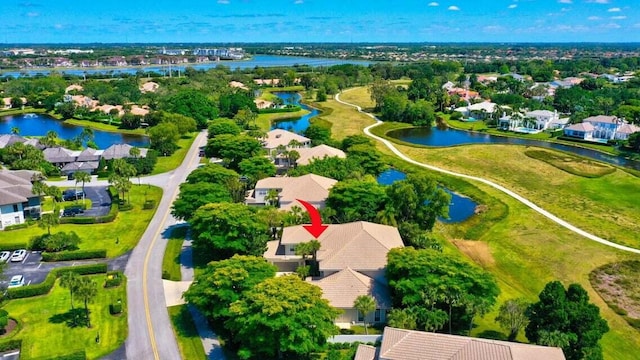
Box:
[10,127,19,135]
[73,172,91,205]
[39,213,59,235]
[44,185,62,212]
[75,277,97,328]
[353,295,376,334]
[60,272,81,310]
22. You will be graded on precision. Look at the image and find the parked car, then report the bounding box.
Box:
[8,275,25,288]
[62,207,84,217]
[0,251,10,263]
[63,189,85,201]
[10,249,27,262]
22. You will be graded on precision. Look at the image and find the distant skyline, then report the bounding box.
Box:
[1,0,639,44]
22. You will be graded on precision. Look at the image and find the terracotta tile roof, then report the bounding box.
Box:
[295,145,346,166]
[254,174,337,210]
[263,129,310,150]
[583,115,620,125]
[309,267,392,309]
[372,327,566,360]
[565,122,595,132]
[281,222,404,272]
[355,345,378,360]
[617,124,640,134]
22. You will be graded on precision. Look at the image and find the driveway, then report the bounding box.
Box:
[64,186,111,217]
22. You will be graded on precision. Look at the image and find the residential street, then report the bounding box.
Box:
[123,130,207,360]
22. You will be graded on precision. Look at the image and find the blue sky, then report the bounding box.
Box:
[1,0,639,43]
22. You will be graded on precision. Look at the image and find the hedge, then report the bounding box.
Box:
[104,271,123,288]
[0,243,28,251]
[7,263,108,299]
[4,223,30,231]
[41,249,107,262]
[37,351,86,360]
[143,200,156,210]
[63,203,88,210]
[258,105,302,114]
[109,303,123,315]
[0,339,22,352]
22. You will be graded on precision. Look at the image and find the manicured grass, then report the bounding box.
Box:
[313,97,375,141]
[338,87,376,112]
[256,109,309,132]
[41,197,93,213]
[525,149,616,178]
[162,226,187,281]
[0,185,163,257]
[64,119,147,136]
[0,107,46,116]
[590,261,640,330]
[3,274,127,359]
[152,134,196,175]
[261,85,305,92]
[168,305,207,360]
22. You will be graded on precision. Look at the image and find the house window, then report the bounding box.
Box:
[374,309,381,322]
[12,204,18,212]
[14,216,20,224]
[289,246,295,253]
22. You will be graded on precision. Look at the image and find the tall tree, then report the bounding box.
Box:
[39,213,59,235]
[73,171,91,205]
[495,298,530,341]
[525,281,609,360]
[75,276,97,328]
[227,275,340,359]
[60,272,81,310]
[354,295,376,335]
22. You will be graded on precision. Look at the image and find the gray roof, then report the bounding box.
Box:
[61,161,99,172]
[0,134,26,149]
[0,170,36,206]
[102,144,147,160]
[43,147,76,164]
[76,147,102,162]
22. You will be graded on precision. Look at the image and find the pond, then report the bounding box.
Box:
[0,113,149,148]
[377,169,477,224]
[387,126,640,171]
[270,92,319,133]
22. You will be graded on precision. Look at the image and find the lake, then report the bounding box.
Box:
[377,169,477,224]
[388,126,640,171]
[270,92,319,133]
[1,55,373,78]
[0,113,149,148]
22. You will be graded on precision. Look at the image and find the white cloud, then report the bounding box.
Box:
[428,2,439,6]
[26,12,39,17]
[448,5,460,11]
[294,0,303,3]
[601,23,621,29]
[558,0,572,3]
[588,16,601,20]
[217,0,229,4]
[587,0,609,3]
[508,4,517,9]
[54,24,64,29]
[611,15,627,19]
[607,7,621,12]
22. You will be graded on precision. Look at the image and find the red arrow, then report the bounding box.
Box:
[296,199,329,239]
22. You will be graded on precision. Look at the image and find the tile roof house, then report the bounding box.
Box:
[583,115,622,140]
[101,144,148,160]
[309,267,392,326]
[294,144,346,166]
[563,122,595,140]
[264,221,404,281]
[76,147,103,162]
[43,147,77,166]
[61,161,100,176]
[0,170,42,229]
[246,174,337,210]
[355,327,566,360]
[615,123,640,140]
[262,129,311,153]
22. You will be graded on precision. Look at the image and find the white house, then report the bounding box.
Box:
[246,174,337,210]
[583,115,622,140]
[563,122,595,140]
[524,110,560,130]
[454,101,500,119]
[294,144,346,166]
[614,124,640,141]
[0,170,42,229]
[262,129,311,154]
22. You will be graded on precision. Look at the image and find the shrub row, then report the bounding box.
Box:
[41,249,107,262]
[0,243,28,251]
[7,263,108,299]
[104,271,123,288]
[63,203,89,210]
[143,200,156,210]
[258,105,302,114]
[37,351,87,360]
[3,223,30,231]
[0,339,22,353]
[109,303,123,315]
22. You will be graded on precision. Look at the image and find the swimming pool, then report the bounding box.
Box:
[513,127,542,134]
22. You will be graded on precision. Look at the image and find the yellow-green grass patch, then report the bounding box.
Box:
[162,226,187,281]
[168,305,207,360]
[525,149,616,178]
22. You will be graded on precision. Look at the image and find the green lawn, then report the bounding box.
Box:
[0,185,163,257]
[0,107,47,117]
[152,134,196,175]
[63,119,147,136]
[3,274,127,359]
[162,226,187,281]
[168,305,207,360]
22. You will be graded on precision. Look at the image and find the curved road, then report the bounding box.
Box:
[334,91,640,255]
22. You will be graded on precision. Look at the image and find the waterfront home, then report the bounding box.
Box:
[563,122,595,140]
[254,99,274,109]
[246,174,336,210]
[0,170,42,228]
[0,134,42,149]
[262,129,311,154]
[454,101,500,119]
[614,123,640,141]
[294,144,346,166]
[583,115,622,140]
[2,97,27,109]
[309,267,392,327]
[354,327,566,360]
[43,147,77,167]
[101,144,148,160]
[524,110,561,130]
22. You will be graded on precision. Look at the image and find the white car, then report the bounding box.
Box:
[10,249,27,262]
[0,251,10,262]
[8,275,24,288]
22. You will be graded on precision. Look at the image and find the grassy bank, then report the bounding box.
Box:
[162,226,187,281]
[4,274,127,359]
[0,185,163,258]
[168,305,207,360]
[255,109,309,132]
[152,134,196,175]
[64,119,147,136]
[0,107,47,117]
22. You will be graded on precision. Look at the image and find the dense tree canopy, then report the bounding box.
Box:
[227,275,340,359]
[208,118,242,138]
[326,177,389,223]
[190,203,270,261]
[186,163,239,185]
[205,134,264,170]
[160,89,218,128]
[238,156,276,184]
[171,182,234,221]
[387,247,500,334]
[526,281,609,360]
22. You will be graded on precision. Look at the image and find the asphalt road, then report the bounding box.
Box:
[124,130,207,360]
